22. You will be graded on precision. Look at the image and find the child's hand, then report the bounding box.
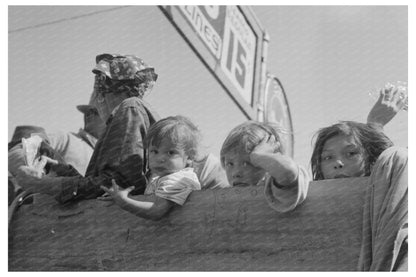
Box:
[96,192,112,201]
[251,135,280,154]
[250,135,280,167]
[367,85,406,127]
[100,180,134,206]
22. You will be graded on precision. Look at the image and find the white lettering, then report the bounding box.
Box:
[226,6,253,51]
[180,6,222,58]
[204,6,219,19]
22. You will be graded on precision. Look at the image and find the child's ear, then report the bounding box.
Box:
[186,157,193,167]
[274,140,281,153]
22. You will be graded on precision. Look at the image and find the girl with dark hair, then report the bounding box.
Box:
[264,83,408,270]
[309,119,407,271]
[310,121,393,180]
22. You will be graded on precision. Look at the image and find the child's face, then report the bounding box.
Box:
[320,134,367,179]
[148,138,190,177]
[223,151,266,186]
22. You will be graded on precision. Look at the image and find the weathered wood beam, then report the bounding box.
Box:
[9,177,368,271]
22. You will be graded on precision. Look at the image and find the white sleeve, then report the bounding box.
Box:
[263,165,310,213]
[154,169,201,206]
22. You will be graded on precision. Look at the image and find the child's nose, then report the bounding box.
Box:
[232,167,243,178]
[156,154,165,163]
[333,159,344,169]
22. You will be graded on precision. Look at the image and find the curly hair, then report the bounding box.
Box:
[310,121,394,180]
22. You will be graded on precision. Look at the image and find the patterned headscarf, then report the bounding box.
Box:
[92,53,158,98]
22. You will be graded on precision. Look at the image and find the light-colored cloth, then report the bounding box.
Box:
[47,129,97,176]
[8,129,96,177]
[192,153,230,189]
[263,165,310,213]
[358,146,408,271]
[145,168,201,206]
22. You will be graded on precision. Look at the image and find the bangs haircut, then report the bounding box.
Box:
[144,115,201,160]
[220,121,283,167]
[310,121,394,180]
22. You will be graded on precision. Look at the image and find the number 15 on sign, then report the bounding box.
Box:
[220,16,256,106]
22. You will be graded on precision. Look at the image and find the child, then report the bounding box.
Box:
[220,121,310,212]
[101,115,201,220]
[310,83,407,179]
[310,121,393,180]
[310,121,407,271]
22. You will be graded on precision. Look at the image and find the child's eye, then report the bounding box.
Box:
[242,161,251,167]
[347,151,360,157]
[322,155,332,161]
[150,149,157,154]
[225,162,233,168]
[168,150,177,156]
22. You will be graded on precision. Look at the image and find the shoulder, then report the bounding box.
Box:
[117,97,151,110]
[168,168,199,180]
[113,97,159,120]
[376,146,408,165]
[161,168,201,190]
[380,146,407,158]
[194,153,222,170]
[193,154,230,189]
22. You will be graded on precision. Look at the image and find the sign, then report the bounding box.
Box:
[160,6,266,119]
[220,6,256,104]
[263,75,294,157]
[178,6,225,59]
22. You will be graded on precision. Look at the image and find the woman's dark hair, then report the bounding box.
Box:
[310,121,393,180]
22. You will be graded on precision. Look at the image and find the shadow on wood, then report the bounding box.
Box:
[8,177,368,271]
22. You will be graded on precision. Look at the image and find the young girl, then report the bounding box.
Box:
[220,121,310,212]
[310,121,407,271]
[263,84,407,270]
[101,115,201,220]
[310,121,393,180]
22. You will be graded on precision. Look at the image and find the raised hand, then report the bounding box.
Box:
[367,84,406,127]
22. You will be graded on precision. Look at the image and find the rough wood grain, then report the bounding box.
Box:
[9,177,368,271]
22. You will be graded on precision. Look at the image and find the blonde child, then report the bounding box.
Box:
[220,121,310,212]
[102,115,201,220]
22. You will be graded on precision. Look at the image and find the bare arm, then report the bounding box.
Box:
[249,137,298,187]
[101,180,174,221]
[367,85,406,127]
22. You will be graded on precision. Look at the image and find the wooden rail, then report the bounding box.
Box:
[9,177,368,271]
